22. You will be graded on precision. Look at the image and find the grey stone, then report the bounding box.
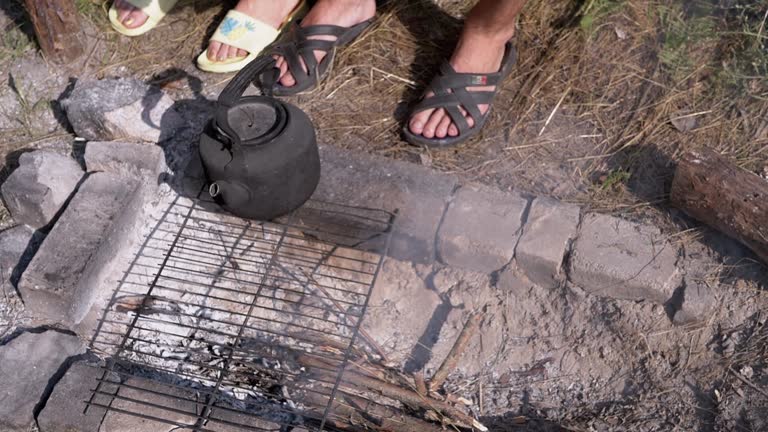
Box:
[85,140,167,179]
[673,280,717,325]
[37,361,118,432]
[1,151,84,229]
[0,331,85,431]
[62,78,184,143]
[19,172,142,324]
[100,378,199,431]
[313,145,458,263]
[437,184,529,273]
[568,213,682,303]
[0,225,36,289]
[516,197,581,288]
[0,54,69,135]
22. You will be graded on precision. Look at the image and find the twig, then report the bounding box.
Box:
[429,312,483,393]
[538,86,570,136]
[479,381,484,414]
[413,371,427,396]
[276,261,391,364]
[729,366,768,398]
[757,9,768,46]
[299,267,391,364]
[339,370,486,431]
[299,353,487,431]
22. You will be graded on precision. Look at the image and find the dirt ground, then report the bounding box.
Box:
[1,0,767,430]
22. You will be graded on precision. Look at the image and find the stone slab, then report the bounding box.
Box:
[85,141,167,180]
[37,361,118,432]
[1,150,84,229]
[437,184,529,273]
[0,225,36,289]
[63,78,184,143]
[18,172,142,325]
[516,197,581,288]
[568,213,682,303]
[0,331,85,431]
[673,280,716,325]
[313,145,458,263]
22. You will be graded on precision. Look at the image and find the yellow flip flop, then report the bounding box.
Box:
[196,1,307,74]
[109,0,178,37]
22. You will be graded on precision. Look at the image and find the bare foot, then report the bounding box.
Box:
[408,32,510,140]
[274,0,376,88]
[113,0,149,29]
[206,0,301,62]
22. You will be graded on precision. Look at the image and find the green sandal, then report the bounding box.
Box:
[403,41,517,148]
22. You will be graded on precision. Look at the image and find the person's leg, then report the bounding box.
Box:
[273,0,376,88]
[408,0,527,139]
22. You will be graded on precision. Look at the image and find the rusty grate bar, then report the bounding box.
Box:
[87,195,395,431]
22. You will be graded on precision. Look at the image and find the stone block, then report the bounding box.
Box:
[568,213,682,303]
[1,151,84,229]
[0,331,85,431]
[19,172,142,324]
[100,378,199,431]
[673,280,717,325]
[516,197,581,288]
[85,141,167,180]
[496,267,533,297]
[62,78,184,143]
[0,225,38,289]
[37,361,118,432]
[313,145,458,263]
[436,184,529,273]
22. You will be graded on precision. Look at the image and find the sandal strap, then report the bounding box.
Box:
[209,10,280,54]
[122,0,177,22]
[411,42,517,136]
[267,19,372,91]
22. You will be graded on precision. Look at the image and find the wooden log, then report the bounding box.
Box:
[429,312,482,393]
[301,392,446,432]
[23,0,84,63]
[670,147,768,265]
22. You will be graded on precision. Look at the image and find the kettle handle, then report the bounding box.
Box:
[217,55,279,108]
[213,55,280,164]
[213,55,281,172]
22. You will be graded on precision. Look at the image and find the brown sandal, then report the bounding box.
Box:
[403,41,517,148]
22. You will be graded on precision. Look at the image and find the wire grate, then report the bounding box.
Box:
[87,195,395,431]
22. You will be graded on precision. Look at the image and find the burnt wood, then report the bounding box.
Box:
[671,147,768,265]
[23,0,84,63]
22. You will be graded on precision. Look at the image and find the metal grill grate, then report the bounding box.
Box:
[87,195,395,431]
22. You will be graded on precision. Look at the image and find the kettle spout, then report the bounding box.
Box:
[209,181,251,210]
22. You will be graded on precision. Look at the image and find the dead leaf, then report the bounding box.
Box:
[670,113,699,132]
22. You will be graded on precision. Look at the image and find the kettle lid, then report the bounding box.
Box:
[216,96,288,147]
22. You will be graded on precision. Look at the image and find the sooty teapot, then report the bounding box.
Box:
[199,57,320,220]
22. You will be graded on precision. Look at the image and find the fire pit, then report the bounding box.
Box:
[87,194,402,431]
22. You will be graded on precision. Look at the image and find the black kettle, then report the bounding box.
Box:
[199,57,320,220]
